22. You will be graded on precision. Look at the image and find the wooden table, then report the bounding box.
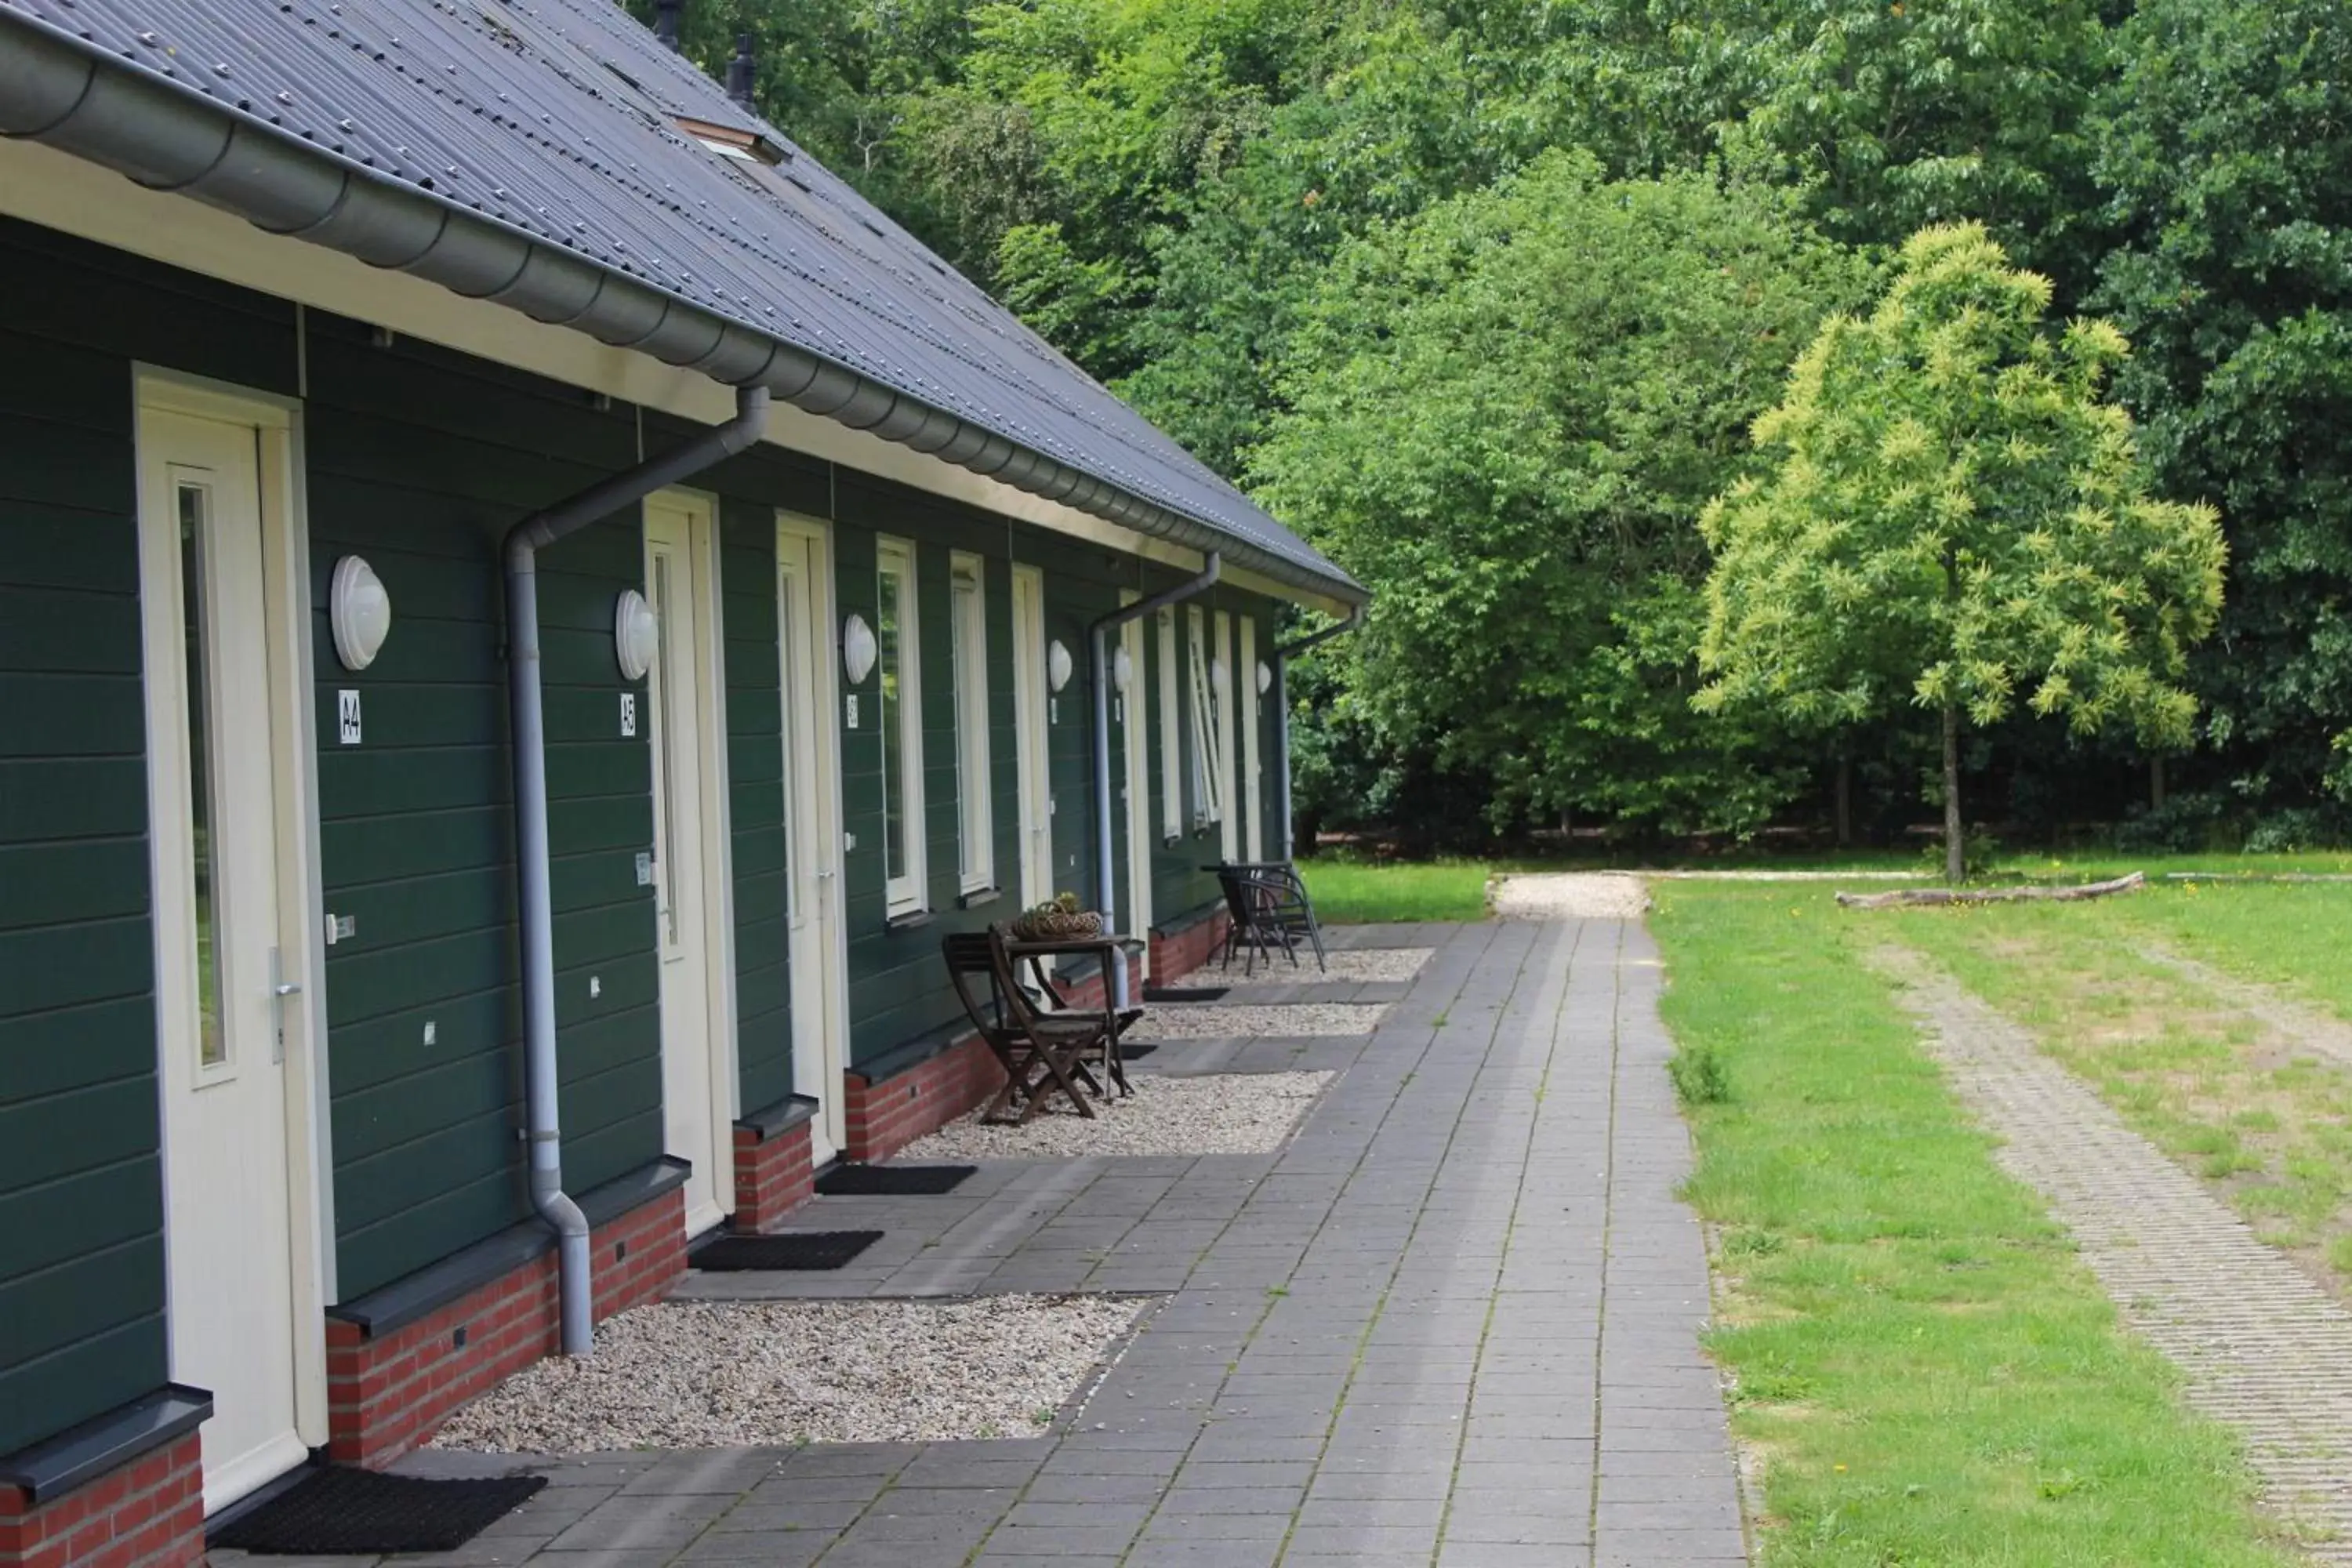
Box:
[1000,931,1144,1101]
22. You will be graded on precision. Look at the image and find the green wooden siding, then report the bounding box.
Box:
[0,216,299,1454]
[0,217,1319,1460]
[305,315,665,1299]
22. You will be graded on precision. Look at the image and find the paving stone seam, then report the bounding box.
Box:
[1873,944,2352,1561]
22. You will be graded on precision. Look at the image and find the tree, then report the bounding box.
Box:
[2092,0,2352,826]
[1251,154,1867,840]
[1695,223,2227,880]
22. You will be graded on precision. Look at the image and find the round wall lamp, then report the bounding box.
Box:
[1112,645,1134,691]
[329,555,392,672]
[1047,640,1073,693]
[842,613,877,685]
[1258,660,1273,695]
[614,590,658,682]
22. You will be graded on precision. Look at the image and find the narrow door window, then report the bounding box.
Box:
[950,553,993,893]
[1187,605,1222,829]
[1157,608,1181,842]
[877,539,926,915]
[176,479,227,1068]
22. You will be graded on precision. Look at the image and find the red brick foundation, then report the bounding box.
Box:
[0,1432,201,1568]
[731,1115,817,1232]
[324,1184,687,1467]
[844,1033,1005,1163]
[1149,908,1231,981]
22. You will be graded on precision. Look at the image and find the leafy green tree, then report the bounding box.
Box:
[2092,0,2352,821]
[1696,224,2227,879]
[1253,154,1867,839]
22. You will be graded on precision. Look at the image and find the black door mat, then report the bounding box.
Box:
[208,1466,546,1555]
[1119,1044,1160,1060]
[691,1229,883,1271]
[816,1163,976,1196]
[1144,985,1228,1001]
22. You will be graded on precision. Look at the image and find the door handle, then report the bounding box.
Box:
[268,947,301,1064]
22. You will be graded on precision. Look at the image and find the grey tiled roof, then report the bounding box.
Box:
[0,0,1356,596]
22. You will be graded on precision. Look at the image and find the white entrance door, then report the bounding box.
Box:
[644,492,733,1236]
[1010,565,1053,908]
[1120,601,1152,978]
[139,397,308,1513]
[1240,616,1264,862]
[777,517,849,1163]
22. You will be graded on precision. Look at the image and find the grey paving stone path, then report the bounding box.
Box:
[1875,945,2352,1562]
[215,919,1746,1568]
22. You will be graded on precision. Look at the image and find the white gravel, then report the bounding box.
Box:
[429,1296,1141,1453]
[1131,1002,1388,1039]
[1217,948,1432,987]
[1488,873,1650,920]
[900,1071,1334,1160]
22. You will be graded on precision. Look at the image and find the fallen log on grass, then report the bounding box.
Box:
[1835,870,2145,909]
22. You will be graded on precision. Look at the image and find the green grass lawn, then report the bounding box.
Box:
[1651,880,2292,1565]
[1296,856,1493,923]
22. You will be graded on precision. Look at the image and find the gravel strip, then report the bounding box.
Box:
[900,1071,1334,1160]
[430,1296,1142,1452]
[1131,1002,1388,1039]
[1217,947,1432,987]
[1490,872,1650,920]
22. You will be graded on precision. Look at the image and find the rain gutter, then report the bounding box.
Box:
[1087,557,1221,1008]
[506,385,770,1356]
[0,18,1366,607]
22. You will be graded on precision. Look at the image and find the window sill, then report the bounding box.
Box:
[957,887,1000,909]
[884,909,935,932]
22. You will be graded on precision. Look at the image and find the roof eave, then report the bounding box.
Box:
[0,16,1366,606]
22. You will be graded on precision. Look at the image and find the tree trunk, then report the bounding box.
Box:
[1834,756,1853,848]
[1942,700,1964,884]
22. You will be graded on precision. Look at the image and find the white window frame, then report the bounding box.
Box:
[949,551,994,895]
[1187,604,1223,829]
[1241,615,1263,862]
[877,537,927,916]
[1157,607,1182,842]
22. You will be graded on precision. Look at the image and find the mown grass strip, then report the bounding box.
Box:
[1297,856,1492,923]
[1650,881,2292,1565]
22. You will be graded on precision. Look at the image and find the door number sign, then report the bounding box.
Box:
[337,689,361,745]
[620,692,637,737]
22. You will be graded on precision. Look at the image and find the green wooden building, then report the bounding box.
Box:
[0,0,1362,1555]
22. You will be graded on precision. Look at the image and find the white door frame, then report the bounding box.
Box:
[1119,593,1152,974]
[776,513,851,1163]
[644,489,739,1233]
[133,368,330,1512]
[1010,564,1052,909]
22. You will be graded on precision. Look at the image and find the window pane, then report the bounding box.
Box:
[953,575,982,881]
[778,580,799,925]
[879,565,906,885]
[179,483,225,1069]
[654,554,682,949]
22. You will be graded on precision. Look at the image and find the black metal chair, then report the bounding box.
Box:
[1214,862,1327,976]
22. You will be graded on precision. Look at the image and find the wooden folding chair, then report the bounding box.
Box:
[986,928,1115,1122]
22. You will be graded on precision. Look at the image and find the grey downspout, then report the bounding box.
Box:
[1272,608,1363,861]
[1087,556,1221,1010]
[506,386,770,1356]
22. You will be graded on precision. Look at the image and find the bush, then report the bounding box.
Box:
[1670,1042,1731,1106]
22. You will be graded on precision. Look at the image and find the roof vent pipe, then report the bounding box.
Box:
[652,0,681,51]
[1087,556,1221,1010]
[726,34,757,109]
[504,385,769,1356]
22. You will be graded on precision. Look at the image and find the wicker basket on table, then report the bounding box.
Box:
[1010,895,1102,941]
